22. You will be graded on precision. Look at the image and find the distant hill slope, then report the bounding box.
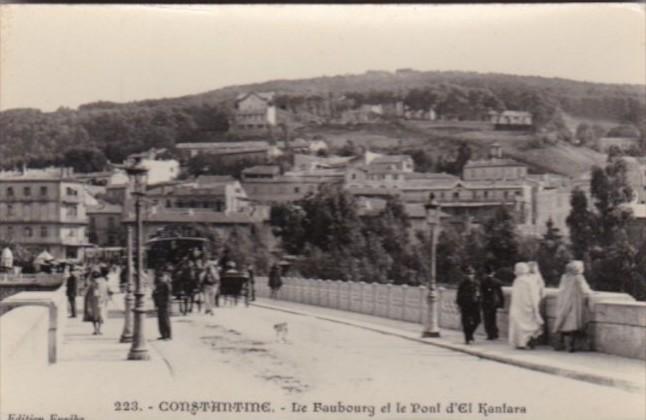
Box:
[1,69,643,171]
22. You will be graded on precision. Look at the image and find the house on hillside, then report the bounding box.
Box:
[489,110,533,131]
[229,92,279,134]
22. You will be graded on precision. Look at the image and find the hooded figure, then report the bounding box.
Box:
[1,247,14,272]
[553,261,592,352]
[508,262,543,349]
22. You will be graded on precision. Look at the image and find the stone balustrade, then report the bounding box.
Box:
[256,276,646,360]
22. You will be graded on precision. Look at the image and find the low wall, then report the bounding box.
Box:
[255,277,646,360]
[0,306,50,380]
[0,282,68,364]
[0,274,65,307]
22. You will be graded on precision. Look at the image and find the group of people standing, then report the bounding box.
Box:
[456,260,593,352]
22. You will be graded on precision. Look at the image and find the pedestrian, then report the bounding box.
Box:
[65,265,79,318]
[480,265,504,340]
[178,258,196,315]
[247,264,256,302]
[268,263,283,299]
[85,269,113,335]
[456,266,481,344]
[201,254,219,315]
[553,261,593,353]
[528,261,547,338]
[508,262,543,349]
[527,261,546,300]
[152,268,172,340]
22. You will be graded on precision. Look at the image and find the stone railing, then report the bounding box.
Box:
[0,281,68,367]
[255,277,646,360]
[0,273,65,304]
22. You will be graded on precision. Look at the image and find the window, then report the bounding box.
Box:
[66,205,78,217]
[107,217,115,228]
[40,226,48,238]
[24,186,31,197]
[89,216,95,227]
[7,187,14,197]
[484,191,489,198]
[66,187,77,196]
[166,200,171,208]
[69,229,76,238]
[294,187,300,193]
[7,226,14,239]
[504,191,509,199]
[453,192,459,199]
[40,186,48,196]
[351,173,357,180]
[7,204,14,217]
[24,227,33,238]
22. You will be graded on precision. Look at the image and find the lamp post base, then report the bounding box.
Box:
[120,333,134,343]
[127,348,150,361]
[421,330,441,338]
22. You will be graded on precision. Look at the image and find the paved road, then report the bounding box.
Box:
[149,304,643,420]
[2,303,643,420]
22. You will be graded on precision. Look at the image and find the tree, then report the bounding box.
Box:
[590,159,634,247]
[566,189,596,259]
[63,147,108,173]
[482,206,519,271]
[537,218,571,286]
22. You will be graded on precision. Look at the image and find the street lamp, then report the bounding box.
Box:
[422,193,441,338]
[119,225,134,343]
[126,158,150,360]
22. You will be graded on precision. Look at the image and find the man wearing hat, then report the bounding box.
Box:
[456,266,482,344]
[480,264,505,340]
[66,265,79,318]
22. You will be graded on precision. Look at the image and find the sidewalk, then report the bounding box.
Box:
[252,298,645,393]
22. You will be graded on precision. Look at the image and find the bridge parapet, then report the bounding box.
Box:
[256,276,646,360]
[0,283,67,365]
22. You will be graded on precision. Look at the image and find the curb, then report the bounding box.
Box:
[252,301,643,393]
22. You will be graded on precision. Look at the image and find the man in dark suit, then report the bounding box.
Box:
[153,268,172,340]
[66,266,78,318]
[456,266,481,344]
[480,265,505,340]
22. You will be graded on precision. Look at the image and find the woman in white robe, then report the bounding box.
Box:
[509,262,544,349]
[553,260,592,352]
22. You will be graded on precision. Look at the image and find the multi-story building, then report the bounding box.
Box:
[87,202,124,247]
[146,176,251,214]
[488,110,533,130]
[230,92,279,134]
[175,141,273,165]
[0,167,89,260]
[463,143,528,181]
[241,165,343,204]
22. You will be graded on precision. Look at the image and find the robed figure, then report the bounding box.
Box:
[553,261,592,352]
[508,262,543,349]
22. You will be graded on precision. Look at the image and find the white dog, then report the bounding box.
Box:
[273,322,288,343]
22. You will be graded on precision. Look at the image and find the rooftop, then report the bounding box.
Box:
[235,91,275,103]
[242,166,281,176]
[464,158,526,168]
[176,141,270,150]
[0,167,77,182]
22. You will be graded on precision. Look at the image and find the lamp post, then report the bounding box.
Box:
[119,226,134,343]
[422,193,441,338]
[126,158,150,360]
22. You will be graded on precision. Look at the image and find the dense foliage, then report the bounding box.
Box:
[567,157,645,299]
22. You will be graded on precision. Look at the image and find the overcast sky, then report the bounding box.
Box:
[1,4,644,112]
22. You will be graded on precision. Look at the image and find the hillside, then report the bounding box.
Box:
[1,69,643,173]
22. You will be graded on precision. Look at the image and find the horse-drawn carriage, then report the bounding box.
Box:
[145,227,252,309]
